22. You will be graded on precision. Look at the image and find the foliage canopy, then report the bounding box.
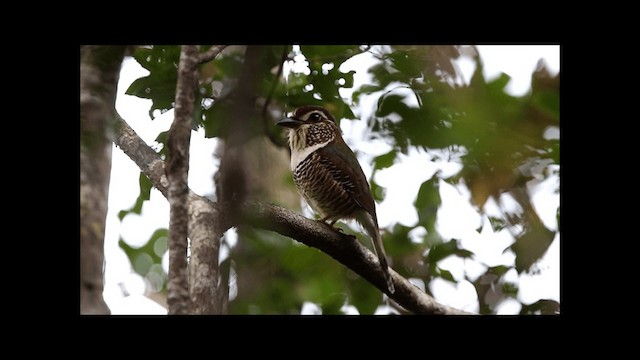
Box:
[117,45,559,315]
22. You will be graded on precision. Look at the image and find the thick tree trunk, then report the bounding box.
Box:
[80,45,126,314]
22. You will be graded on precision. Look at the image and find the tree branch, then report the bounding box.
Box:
[239,202,472,315]
[114,116,231,238]
[198,45,228,64]
[261,45,289,149]
[115,117,231,314]
[165,45,198,314]
[114,115,473,315]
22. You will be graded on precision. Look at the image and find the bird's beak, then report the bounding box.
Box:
[277,117,304,128]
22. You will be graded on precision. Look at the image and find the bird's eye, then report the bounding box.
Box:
[308,113,321,122]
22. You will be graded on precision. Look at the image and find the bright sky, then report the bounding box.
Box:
[103,45,560,315]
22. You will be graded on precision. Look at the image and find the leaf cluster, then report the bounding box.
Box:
[118,45,560,314]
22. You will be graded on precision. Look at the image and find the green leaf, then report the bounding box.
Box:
[117,172,153,220]
[426,239,474,265]
[373,149,397,171]
[471,265,513,314]
[352,84,384,104]
[520,299,560,315]
[437,267,456,283]
[414,176,441,234]
[507,222,556,273]
[320,293,347,315]
[211,52,244,80]
[299,45,359,62]
[532,90,560,120]
[388,50,422,79]
[154,130,169,158]
[501,282,519,298]
[349,273,381,314]
[488,217,507,232]
[488,72,512,92]
[370,179,386,202]
[383,223,422,258]
[544,139,560,165]
[340,70,356,89]
[118,228,169,291]
[487,265,511,277]
[126,46,181,119]
[202,101,233,139]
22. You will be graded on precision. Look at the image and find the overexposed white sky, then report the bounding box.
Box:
[103,45,560,315]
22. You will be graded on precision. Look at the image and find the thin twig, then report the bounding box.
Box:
[262,45,289,149]
[198,45,228,64]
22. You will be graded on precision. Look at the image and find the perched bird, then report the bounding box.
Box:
[277,105,395,294]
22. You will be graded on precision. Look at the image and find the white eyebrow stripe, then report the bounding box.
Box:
[300,110,327,121]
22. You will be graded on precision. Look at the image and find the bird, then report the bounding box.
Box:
[277,105,395,294]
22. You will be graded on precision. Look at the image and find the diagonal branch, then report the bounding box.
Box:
[114,115,474,315]
[198,45,228,64]
[239,202,472,315]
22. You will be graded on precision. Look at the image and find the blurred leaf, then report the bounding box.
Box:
[154,130,168,157]
[117,172,153,220]
[285,45,361,125]
[436,267,456,283]
[383,223,422,257]
[532,90,559,120]
[229,226,349,314]
[375,87,455,150]
[210,52,244,81]
[388,50,422,78]
[376,93,409,117]
[520,299,560,315]
[487,265,510,277]
[202,100,232,138]
[508,222,556,273]
[349,272,382,314]
[426,239,474,265]
[373,149,397,171]
[127,46,181,119]
[501,282,519,298]
[341,70,356,89]
[531,59,559,95]
[471,265,513,315]
[489,72,512,92]
[320,293,348,315]
[543,139,560,164]
[414,176,441,234]
[299,45,359,62]
[488,217,507,232]
[352,84,385,104]
[370,179,386,202]
[119,228,169,291]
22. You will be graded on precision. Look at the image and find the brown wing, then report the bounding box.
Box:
[316,137,378,224]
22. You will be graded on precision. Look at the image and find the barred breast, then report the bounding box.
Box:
[293,151,360,221]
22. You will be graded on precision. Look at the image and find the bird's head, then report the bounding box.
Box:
[277,106,341,153]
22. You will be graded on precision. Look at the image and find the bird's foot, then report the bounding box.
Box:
[318,218,354,238]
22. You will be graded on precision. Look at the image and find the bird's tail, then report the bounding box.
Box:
[356,211,395,294]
